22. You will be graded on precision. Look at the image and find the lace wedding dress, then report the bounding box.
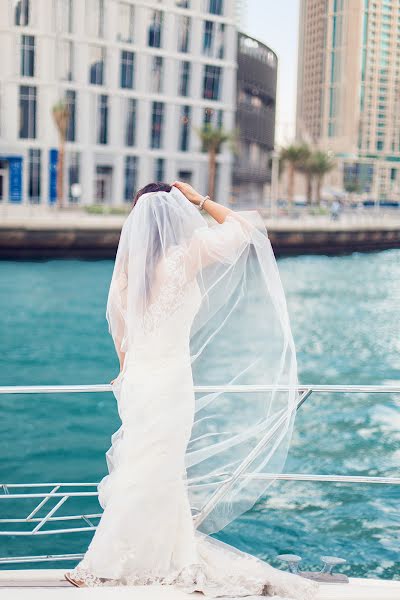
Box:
[70,190,318,599]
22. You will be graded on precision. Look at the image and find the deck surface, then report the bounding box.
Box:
[0,570,399,599]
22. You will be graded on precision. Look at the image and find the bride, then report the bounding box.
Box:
[65,182,318,599]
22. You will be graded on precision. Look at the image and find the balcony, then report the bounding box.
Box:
[233,160,271,184]
[237,102,275,147]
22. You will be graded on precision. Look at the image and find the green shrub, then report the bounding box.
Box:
[83,204,130,215]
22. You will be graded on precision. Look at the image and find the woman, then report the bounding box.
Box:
[66,182,318,599]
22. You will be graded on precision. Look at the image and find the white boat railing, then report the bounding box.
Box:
[0,383,399,565]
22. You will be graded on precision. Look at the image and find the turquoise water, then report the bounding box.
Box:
[0,250,399,579]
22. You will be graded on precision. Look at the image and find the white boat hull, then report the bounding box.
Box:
[0,570,399,600]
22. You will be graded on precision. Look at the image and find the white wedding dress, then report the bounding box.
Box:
[71,227,318,599]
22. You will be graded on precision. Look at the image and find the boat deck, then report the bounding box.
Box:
[0,571,399,600]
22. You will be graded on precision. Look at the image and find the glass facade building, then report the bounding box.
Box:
[297,0,400,199]
[233,33,277,207]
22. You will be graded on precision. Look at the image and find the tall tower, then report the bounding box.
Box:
[296,0,400,199]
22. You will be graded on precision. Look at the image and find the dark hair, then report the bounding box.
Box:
[132,182,174,308]
[132,182,172,208]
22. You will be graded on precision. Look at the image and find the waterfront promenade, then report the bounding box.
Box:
[0,205,399,258]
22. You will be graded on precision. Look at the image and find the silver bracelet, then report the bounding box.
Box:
[198,195,210,210]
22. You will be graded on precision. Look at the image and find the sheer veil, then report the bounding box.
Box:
[106,186,299,536]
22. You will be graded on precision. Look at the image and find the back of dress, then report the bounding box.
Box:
[132,247,202,364]
[74,187,317,600]
[106,186,300,537]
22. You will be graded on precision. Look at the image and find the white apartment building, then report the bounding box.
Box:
[0,0,238,206]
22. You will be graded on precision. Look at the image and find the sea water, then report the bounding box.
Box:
[0,250,399,579]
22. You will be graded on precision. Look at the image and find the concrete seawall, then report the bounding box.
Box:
[268,222,400,256]
[0,215,399,259]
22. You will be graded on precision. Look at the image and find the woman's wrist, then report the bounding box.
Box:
[193,193,204,206]
[198,195,210,210]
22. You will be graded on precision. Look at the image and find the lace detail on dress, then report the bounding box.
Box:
[69,563,206,590]
[70,538,318,599]
[142,246,188,334]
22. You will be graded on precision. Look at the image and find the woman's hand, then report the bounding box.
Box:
[110,375,120,385]
[172,181,204,206]
[174,181,234,225]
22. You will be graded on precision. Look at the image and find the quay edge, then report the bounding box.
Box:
[0,219,399,259]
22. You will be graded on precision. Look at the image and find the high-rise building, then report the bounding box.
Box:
[233,33,277,207]
[0,0,237,206]
[296,0,400,199]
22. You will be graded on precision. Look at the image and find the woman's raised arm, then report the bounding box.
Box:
[172,181,233,223]
[172,182,251,275]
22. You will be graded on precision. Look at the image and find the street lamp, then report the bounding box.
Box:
[269,150,279,219]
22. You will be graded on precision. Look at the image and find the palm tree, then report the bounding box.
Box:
[280,144,311,208]
[196,124,235,200]
[52,100,70,209]
[296,150,316,205]
[310,151,335,204]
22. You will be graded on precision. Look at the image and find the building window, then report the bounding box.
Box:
[97,94,108,144]
[148,10,163,48]
[150,101,164,149]
[154,157,165,181]
[179,105,191,152]
[177,16,190,52]
[68,151,80,201]
[89,45,105,85]
[20,35,35,77]
[150,56,163,93]
[65,89,76,142]
[55,0,73,33]
[15,0,30,26]
[125,98,136,146]
[19,85,36,139]
[177,169,192,183]
[201,107,213,150]
[203,107,213,125]
[203,65,221,100]
[203,21,213,55]
[176,0,190,6]
[58,40,74,81]
[207,0,223,15]
[95,165,113,203]
[203,22,224,58]
[124,155,138,201]
[28,148,41,203]
[178,60,190,96]
[117,1,134,43]
[120,50,135,89]
[86,0,104,38]
[216,23,225,59]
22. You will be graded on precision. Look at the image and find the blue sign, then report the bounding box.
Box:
[9,157,23,202]
[2,156,23,203]
[49,148,58,204]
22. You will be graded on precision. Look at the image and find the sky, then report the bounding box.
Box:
[242,0,300,146]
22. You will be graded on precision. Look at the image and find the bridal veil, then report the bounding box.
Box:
[106,186,299,536]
